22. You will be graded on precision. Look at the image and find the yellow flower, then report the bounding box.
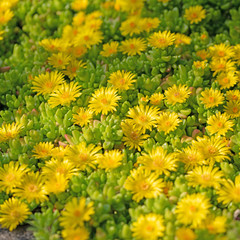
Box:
[48,52,71,69]
[224,100,240,118]
[200,88,224,109]
[62,227,89,240]
[131,213,165,240]
[88,87,121,115]
[65,142,101,170]
[177,146,206,170]
[217,175,240,204]
[141,17,160,33]
[100,42,119,57]
[13,172,48,204]
[233,44,240,65]
[72,12,85,27]
[148,30,175,49]
[127,104,159,133]
[226,90,240,102]
[0,198,30,231]
[42,158,77,180]
[175,228,196,240]
[184,5,206,24]
[193,60,207,69]
[209,43,234,60]
[192,135,231,164]
[97,149,123,170]
[60,197,94,229]
[186,166,224,189]
[120,16,144,36]
[0,162,29,194]
[210,58,236,76]
[216,71,238,89]
[71,44,87,58]
[117,0,145,13]
[85,19,103,31]
[174,33,191,47]
[149,93,164,106]
[72,107,93,127]
[124,168,165,202]
[0,9,13,25]
[32,142,54,159]
[0,122,23,142]
[71,0,88,11]
[156,111,181,135]
[158,0,170,2]
[206,112,234,136]
[121,120,149,151]
[175,193,211,228]
[119,38,147,56]
[45,173,69,194]
[31,71,65,95]
[51,145,69,160]
[205,215,227,234]
[48,81,81,108]
[137,146,177,175]
[165,84,191,105]
[62,59,86,80]
[196,49,209,60]
[39,38,67,52]
[108,70,136,91]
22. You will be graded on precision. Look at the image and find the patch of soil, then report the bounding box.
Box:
[0,225,34,240]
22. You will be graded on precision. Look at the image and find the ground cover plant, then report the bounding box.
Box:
[1,0,240,239]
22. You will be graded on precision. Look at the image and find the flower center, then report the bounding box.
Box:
[79,153,88,161]
[189,205,197,212]
[201,174,211,181]
[119,78,125,85]
[208,96,215,103]
[158,38,166,44]
[10,210,20,218]
[74,210,82,217]
[223,77,229,84]
[84,35,90,41]
[130,44,135,49]
[146,225,154,231]
[218,51,225,57]
[141,182,149,190]
[130,22,136,28]
[217,122,223,127]
[208,146,216,154]
[139,115,147,122]
[217,63,225,70]
[28,184,38,193]
[232,107,238,113]
[5,173,16,182]
[190,12,198,19]
[101,98,108,104]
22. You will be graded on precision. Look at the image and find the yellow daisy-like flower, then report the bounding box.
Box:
[192,135,231,164]
[233,44,240,65]
[149,93,164,106]
[217,175,240,204]
[72,107,93,127]
[148,30,175,49]
[131,213,165,240]
[174,33,191,47]
[193,60,207,69]
[48,52,71,70]
[137,146,177,176]
[124,168,165,202]
[39,38,67,52]
[210,58,236,76]
[0,198,30,231]
[62,227,89,240]
[31,71,65,96]
[177,146,206,170]
[186,165,224,189]
[42,158,77,180]
[62,59,86,80]
[121,120,149,151]
[88,87,121,115]
[45,173,69,194]
[205,215,227,234]
[0,122,23,142]
[156,111,182,135]
[196,49,209,60]
[50,145,69,160]
[72,11,85,27]
[108,70,136,91]
[97,149,123,171]
[184,5,206,24]
[100,42,119,57]
[165,84,191,105]
[141,17,160,33]
[120,17,144,36]
[48,81,81,108]
[206,112,234,136]
[175,193,211,228]
[13,172,48,204]
[32,142,54,159]
[226,90,240,102]
[85,19,103,31]
[209,43,234,60]
[65,142,101,170]
[216,71,238,89]
[0,162,29,194]
[0,9,14,25]
[71,44,88,58]
[200,88,224,109]
[127,104,159,133]
[119,38,147,56]
[71,0,88,11]
[175,228,196,240]
[224,100,240,118]
[116,0,145,13]
[59,197,94,229]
